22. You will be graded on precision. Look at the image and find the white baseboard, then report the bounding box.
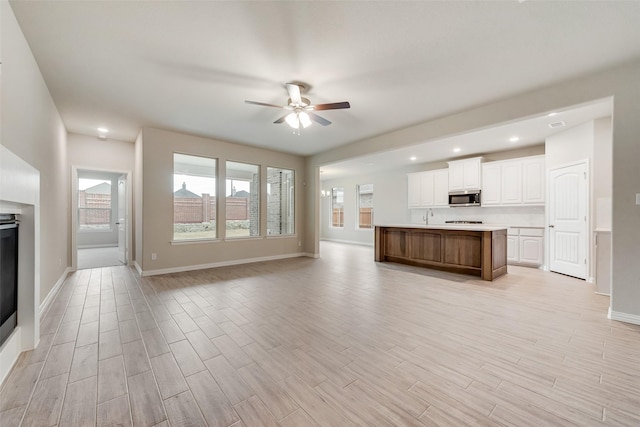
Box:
[140,252,310,277]
[320,238,374,247]
[133,260,143,276]
[77,244,118,249]
[303,252,320,259]
[39,267,71,316]
[608,308,640,326]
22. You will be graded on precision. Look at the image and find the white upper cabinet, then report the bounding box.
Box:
[481,163,501,206]
[433,169,449,206]
[501,160,523,204]
[407,169,449,208]
[407,172,422,207]
[522,156,545,204]
[448,157,482,191]
[420,171,434,206]
[481,155,545,206]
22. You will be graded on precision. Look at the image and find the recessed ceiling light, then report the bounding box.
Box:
[97,127,109,133]
[453,148,461,153]
[509,136,520,142]
[547,112,558,117]
[410,156,417,161]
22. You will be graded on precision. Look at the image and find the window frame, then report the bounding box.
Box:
[172,152,219,242]
[266,166,296,236]
[225,160,261,239]
[356,183,374,230]
[331,187,345,228]
[77,178,113,233]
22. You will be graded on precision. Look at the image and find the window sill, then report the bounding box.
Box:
[224,236,263,242]
[171,238,221,245]
[355,227,374,231]
[266,234,297,239]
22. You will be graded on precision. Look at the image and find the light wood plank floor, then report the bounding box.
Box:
[1,241,639,426]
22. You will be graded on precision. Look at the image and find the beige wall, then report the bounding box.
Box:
[68,133,135,251]
[593,117,613,230]
[308,60,640,320]
[134,131,143,266]
[2,2,69,304]
[138,127,306,273]
[67,133,135,172]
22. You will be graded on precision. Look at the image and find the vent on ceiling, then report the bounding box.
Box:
[548,121,566,129]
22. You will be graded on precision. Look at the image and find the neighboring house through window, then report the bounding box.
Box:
[173,153,217,240]
[78,179,112,231]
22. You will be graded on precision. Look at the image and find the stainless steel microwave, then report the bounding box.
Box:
[448,190,481,207]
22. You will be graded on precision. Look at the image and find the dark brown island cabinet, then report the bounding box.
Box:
[374,225,508,281]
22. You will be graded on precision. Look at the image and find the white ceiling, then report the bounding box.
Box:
[9,1,640,156]
[320,97,612,180]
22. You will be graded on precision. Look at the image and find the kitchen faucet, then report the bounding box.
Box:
[423,208,433,225]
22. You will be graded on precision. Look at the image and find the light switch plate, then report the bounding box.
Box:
[636,193,640,205]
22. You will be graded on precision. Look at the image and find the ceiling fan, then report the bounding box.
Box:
[245,83,350,130]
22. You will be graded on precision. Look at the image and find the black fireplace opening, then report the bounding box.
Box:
[0,214,19,347]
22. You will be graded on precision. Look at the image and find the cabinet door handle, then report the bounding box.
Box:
[548,225,555,228]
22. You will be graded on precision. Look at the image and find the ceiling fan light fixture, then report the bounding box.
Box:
[285,112,300,129]
[299,112,312,128]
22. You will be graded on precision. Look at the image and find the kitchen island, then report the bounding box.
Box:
[374,224,508,281]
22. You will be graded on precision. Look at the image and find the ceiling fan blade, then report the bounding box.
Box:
[274,114,288,124]
[309,101,351,111]
[308,112,331,126]
[245,100,286,109]
[286,83,303,105]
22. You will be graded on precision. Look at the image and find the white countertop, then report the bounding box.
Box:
[375,224,508,232]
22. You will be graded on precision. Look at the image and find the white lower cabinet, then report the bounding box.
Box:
[507,227,544,266]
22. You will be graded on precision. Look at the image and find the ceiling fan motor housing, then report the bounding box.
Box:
[288,97,311,107]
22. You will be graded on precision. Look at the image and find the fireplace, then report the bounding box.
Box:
[0,214,19,347]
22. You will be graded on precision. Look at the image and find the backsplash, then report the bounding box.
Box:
[410,206,545,227]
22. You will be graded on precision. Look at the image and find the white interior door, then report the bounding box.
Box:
[548,163,588,279]
[117,175,127,264]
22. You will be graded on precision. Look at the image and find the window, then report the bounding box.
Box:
[357,184,374,229]
[267,167,295,235]
[226,161,260,238]
[78,178,112,231]
[331,187,344,228]
[173,153,217,240]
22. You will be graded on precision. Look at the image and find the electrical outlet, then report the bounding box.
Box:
[298,241,302,247]
[636,193,640,205]
[151,253,157,260]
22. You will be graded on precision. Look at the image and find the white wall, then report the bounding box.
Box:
[2,2,68,304]
[545,121,595,170]
[307,60,640,323]
[320,169,412,245]
[545,117,613,282]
